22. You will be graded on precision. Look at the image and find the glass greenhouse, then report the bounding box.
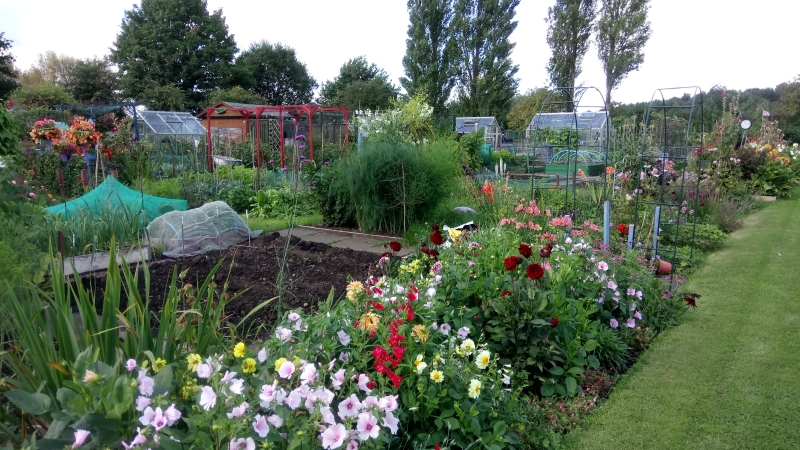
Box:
[135,111,208,175]
[456,117,503,149]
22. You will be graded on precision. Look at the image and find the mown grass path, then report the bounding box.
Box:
[567,195,800,449]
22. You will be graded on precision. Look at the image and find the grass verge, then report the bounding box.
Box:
[565,194,800,449]
[242,214,323,234]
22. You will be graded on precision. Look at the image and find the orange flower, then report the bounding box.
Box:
[606,166,614,175]
[577,168,586,177]
[481,183,495,203]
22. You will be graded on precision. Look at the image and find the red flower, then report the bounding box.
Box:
[518,243,533,258]
[500,290,513,297]
[381,251,392,258]
[432,223,440,231]
[392,346,405,360]
[430,230,444,246]
[435,445,441,450]
[389,241,402,252]
[684,293,700,309]
[408,291,418,301]
[504,256,523,271]
[427,249,439,259]
[367,381,376,389]
[527,263,544,280]
[539,243,553,258]
[550,317,559,328]
[372,301,385,310]
[617,223,629,237]
[354,321,360,329]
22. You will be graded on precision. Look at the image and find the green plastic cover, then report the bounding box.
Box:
[44,176,187,223]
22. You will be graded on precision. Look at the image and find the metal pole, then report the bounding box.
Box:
[603,201,610,247]
[652,206,661,258]
[627,224,635,250]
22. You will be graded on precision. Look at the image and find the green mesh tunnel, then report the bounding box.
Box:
[45,177,187,223]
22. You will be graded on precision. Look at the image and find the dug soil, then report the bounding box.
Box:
[83,232,379,337]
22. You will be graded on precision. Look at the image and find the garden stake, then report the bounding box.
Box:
[603,201,610,247]
[56,168,65,198]
[652,206,662,259]
[627,224,635,250]
[57,231,66,258]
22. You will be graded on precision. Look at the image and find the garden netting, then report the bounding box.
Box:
[146,201,261,258]
[44,176,187,222]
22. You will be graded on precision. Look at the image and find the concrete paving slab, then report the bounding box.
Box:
[62,246,150,276]
[278,226,413,256]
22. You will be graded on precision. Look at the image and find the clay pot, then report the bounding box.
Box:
[656,259,672,275]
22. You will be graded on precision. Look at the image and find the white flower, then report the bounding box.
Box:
[356,412,380,441]
[227,401,249,419]
[228,378,244,395]
[457,326,470,339]
[278,361,296,379]
[275,327,292,342]
[257,348,267,363]
[137,370,154,396]
[300,364,318,384]
[164,404,181,426]
[357,374,372,393]
[416,362,428,374]
[320,423,347,449]
[288,312,301,321]
[475,350,491,370]
[439,323,451,335]
[337,330,351,346]
[196,363,212,378]
[252,414,270,438]
[382,410,399,435]
[221,371,237,383]
[72,429,90,448]
[468,379,482,399]
[460,339,476,355]
[425,287,436,298]
[285,389,303,410]
[199,386,217,410]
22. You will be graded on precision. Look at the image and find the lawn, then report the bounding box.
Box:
[241,213,322,234]
[565,194,800,450]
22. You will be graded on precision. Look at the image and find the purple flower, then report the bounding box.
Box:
[626,318,636,328]
[299,145,306,150]
[610,319,619,329]
[324,161,330,166]
[295,134,307,141]
[268,159,274,164]
[282,167,288,172]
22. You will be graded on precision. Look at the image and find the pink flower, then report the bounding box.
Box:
[72,429,90,448]
[221,371,237,383]
[331,369,346,390]
[627,288,636,296]
[356,412,381,440]
[607,280,618,290]
[275,326,292,342]
[29,192,35,198]
[382,410,399,434]
[196,363,212,378]
[378,395,398,412]
[457,326,470,339]
[597,261,608,271]
[125,359,137,372]
[278,361,296,379]
[634,311,642,320]
[199,386,217,410]
[300,364,318,384]
[626,318,636,328]
[252,414,270,438]
[227,401,249,419]
[320,405,337,425]
[229,437,255,450]
[357,374,372,393]
[137,370,154,396]
[338,393,362,418]
[228,378,244,395]
[610,319,619,329]
[347,441,359,450]
[320,423,347,449]
[122,429,147,449]
[267,414,283,428]
[285,389,303,409]
[337,330,351,346]
[439,323,451,335]
[635,290,643,300]
[288,312,301,321]
[135,396,151,411]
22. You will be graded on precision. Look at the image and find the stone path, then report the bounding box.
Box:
[277,226,413,256]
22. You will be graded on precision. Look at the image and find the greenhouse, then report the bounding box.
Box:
[136,111,209,174]
[527,111,611,149]
[456,117,504,149]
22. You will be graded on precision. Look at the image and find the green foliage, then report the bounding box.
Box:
[595,0,651,107]
[357,93,436,145]
[319,56,398,110]
[250,185,315,219]
[206,85,266,106]
[546,0,597,104]
[140,84,187,111]
[235,41,317,106]
[451,0,520,123]
[8,106,73,140]
[507,88,558,130]
[141,177,182,199]
[0,102,19,156]
[63,58,118,103]
[754,160,797,197]
[111,0,238,112]
[400,0,458,114]
[660,223,726,251]
[9,83,76,108]
[591,326,630,370]
[458,128,484,171]
[46,203,148,255]
[0,32,19,100]
[21,150,85,197]
[492,149,513,163]
[317,158,357,228]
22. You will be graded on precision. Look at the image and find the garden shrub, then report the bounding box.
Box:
[141,177,181,199]
[457,128,484,172]
[317,158,357,228]
[753,160,796,197]
[590,326,630,371]
[21,150,85,198]
[660,223,726,251]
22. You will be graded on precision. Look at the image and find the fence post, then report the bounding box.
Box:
[652,206,662,258]
[56,168,65,197]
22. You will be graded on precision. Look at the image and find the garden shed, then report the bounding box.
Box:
[456,117,503,149]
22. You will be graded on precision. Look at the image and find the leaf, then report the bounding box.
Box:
[46,361,70,377]
[445,417,460,430]
[152,365,173,396]
[56,388,78,409]
[540,383,555,397]
[4,390,51,415]
[439,409,455,419]
[567,366,584,375]
[434,418,443,430]
[471,416,482,437]
[448,388,463,400]
[43,419,69,439]
[548,366,564,376]
[587,355,600,369]
[565,376,577,396]
[493,421,508,436]
[583,339,598,352]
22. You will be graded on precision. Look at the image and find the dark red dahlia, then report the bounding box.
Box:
[519,243,533,258]
[527,263,544,280]
[550,317,559,328]
[430,230,444,246]
[504,256,523,271]
[389,241,402,252]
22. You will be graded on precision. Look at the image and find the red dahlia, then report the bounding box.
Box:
[504,256,523,271]
[519,243,533,258]
[550,316,559,328]
[389,241,402,252]
[430,230,444,246]
[527,263,544,280]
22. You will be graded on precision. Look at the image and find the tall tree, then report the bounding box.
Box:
[452,0,520,123]
[319,57,398,110]
[64,58,119,104]
[19,51,77,88]
[596,0,651,108]
[235,41,317,105]
[400,0,458,114]
[546,0,596,110]
[0,33,19,100]
[110,0,237,111]
[506,88,561,130]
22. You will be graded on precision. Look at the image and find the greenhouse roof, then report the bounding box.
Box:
[139,111,206,135]
[456,117,499,133]
[529,111,608,130]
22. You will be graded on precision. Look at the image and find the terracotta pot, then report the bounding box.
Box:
[656,259,672,275]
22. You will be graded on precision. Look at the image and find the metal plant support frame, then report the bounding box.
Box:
[631,87,704,282]
[527,86,611,222]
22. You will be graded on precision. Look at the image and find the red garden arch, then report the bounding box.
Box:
[204,104,349,172]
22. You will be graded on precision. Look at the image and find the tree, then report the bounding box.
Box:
[19,51,78,87]
[775,77,800,143]
[9,84,76,108]
[64,58,119,103]
[235,41,317,106]
[546,0,596,110]
[207,86,266,106]
[400,0,458,114]
[319,57,398,110]
[110,0,237,111]
[452,0,520,123]
[140,85,186,111]
[596,0,651,108]
[506,88,560,130]
[0,33,19,101]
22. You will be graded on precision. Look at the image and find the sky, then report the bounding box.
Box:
[1,0,798,105]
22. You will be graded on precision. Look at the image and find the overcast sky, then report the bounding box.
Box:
[2,0,798,104]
